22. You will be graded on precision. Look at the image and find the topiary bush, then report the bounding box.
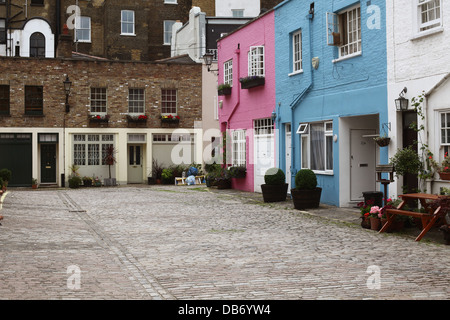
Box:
[264,168,286,185]
[0,168,12,182]
[68,176,82,189]
[295,169,317,190]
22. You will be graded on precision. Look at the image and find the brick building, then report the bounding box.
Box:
[0,33,202,187]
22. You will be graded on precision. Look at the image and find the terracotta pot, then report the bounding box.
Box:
[361,216,371,229]
[439,172,450,180]
[370,217,381,231]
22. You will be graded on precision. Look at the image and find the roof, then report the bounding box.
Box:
[154,54,197,64]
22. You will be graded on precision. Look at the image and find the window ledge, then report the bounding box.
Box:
[312,170,334,176]
[289,70,304,77]
[332,52,362,63]
[24,113,44,117]
[120,33,136,37]
[410,27,444,41]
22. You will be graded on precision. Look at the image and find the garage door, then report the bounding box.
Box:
[152,133,195,168]
[254,119,275,193]
[0,133,32,187]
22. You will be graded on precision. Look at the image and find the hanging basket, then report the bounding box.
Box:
[374,137,390,147]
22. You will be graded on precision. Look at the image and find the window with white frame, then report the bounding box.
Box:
[417,0,442,32]
[128,88,145,114]
[327,5,361,58]
[292,30,302,73]
[73,134,114,166]
[121,10,135,35]
[248,46,265,77]
[232,9,244,18]
[440,112,450,145]
[0,19,5,44]
[299,122,333,172]
[232,130,246,167]
[224,59,233,86]
[161,89,177,114]
[75,16,91,42]
[164,0,177,3]
[90,88,107,114]
[164,20,176,45]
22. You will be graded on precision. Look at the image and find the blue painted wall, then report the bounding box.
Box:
[274,0,388,206]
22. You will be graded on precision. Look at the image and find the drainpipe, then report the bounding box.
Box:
[290,12,314,178]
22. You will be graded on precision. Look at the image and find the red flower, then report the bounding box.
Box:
[96,115,101,119]
[168,114,173,119]
[175,115,180,120]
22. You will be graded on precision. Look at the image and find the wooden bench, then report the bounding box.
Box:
[379,193,449,241]
[175,175,206,186]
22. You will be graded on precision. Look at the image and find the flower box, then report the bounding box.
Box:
[217,84,232,96]
[89,114,110,123]
[127,114,148,123]
[161,115,180,124]
[240,76,265,89]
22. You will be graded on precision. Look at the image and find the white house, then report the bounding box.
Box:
[387,0,450,196]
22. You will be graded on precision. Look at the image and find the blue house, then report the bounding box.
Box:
[274,0,388,207]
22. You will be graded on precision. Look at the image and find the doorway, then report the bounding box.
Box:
[402,111,418,193]
[128,144,143,183]
[40,144,57,183]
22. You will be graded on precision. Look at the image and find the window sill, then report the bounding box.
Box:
[289,70,304,77]
[332,52,362,63]
[120,33,136,37]
[24,113,44,117]
[312,170,334,176]
[75,40,91,43]
[410,27,444,41]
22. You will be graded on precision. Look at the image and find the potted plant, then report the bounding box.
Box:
[357,200,373,229]
[31,178,38,189]
[261,168,289,203]
[68,175,82,189]
[0,168,11,191]
[373,133,390,147]
[82,176,93,187]
[89,114,110,123]
[152,160,164,184]
[239,75,265,89]
[368,206,383,231]
[103,145,117,186]
[127,114,148,122]
[437,152,450,180]
[291,169,322,210]
[215,167,231,189]
[205,163,221,187]
[161,168,174,185]
[161,114,180,124]
[217,83,232,96]
[228,166,246,179]
[390,146,422,178]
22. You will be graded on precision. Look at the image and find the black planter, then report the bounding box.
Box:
[148,177,156,185]
[291,187,322,210]
[218,87,232,96]
[216,179,231,189]
[261,183,288,203]
[240,77,265,89]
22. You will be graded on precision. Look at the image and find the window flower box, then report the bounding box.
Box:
[127,114,148,122]
[218,84,232,96]
[239,76,265,89]
[89,114,110,123]
[161,114,180,124]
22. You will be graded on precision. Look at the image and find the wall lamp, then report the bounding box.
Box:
[395,87,408,111]
[63,76,72,113]
[203,52,218,72]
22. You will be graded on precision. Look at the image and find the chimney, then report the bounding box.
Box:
[56,24,73,58]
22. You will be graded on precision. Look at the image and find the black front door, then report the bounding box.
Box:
[402,111,418,193]
[41,144,56,183]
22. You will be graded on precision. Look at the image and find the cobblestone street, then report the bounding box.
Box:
[0,185,449,300]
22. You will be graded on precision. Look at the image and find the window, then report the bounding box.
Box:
[440,112,450,145]
[232,130,246,167]
[417,0,442,32]
[128,88,145,114]
[164,20,176,45]
[25,86,43,115]
[164,0,177,3]
[30,32,45,58]
[73,134,114,166]
[0,85,9,115]
[300,122,333,172]
[224,59,233,86]
[327,5,361,58]
[31,0,44,5]
[0,19,5,44]
[75,16,91,42]
[161,89,177,114]
[248,46,265,77]
[121,10,135,35]
[292,30,302,73]
[90,88,107,114]
[232,9,244,18]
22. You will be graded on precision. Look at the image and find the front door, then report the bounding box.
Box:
[40,144,57,183]
[254,135,275,193]
[350,129,376,201]
[285,124,292,190]
[128,145,143,183]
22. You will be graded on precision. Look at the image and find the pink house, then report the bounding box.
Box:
[217,9,276,193]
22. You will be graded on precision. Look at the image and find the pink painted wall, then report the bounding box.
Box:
[217,10,275,192]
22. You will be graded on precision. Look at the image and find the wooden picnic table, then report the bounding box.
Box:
[379,193,450,241]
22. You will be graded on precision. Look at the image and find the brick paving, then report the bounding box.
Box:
[0,185,449,300]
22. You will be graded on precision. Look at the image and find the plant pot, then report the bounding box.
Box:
[361,216,371,229]
[216,179,231,189]
[370,217,381,231]
[83,180,92,187]
[261,183,288,203]
[439,172,450,180]
[439,225,450,245]
[32,184,38,189]
[104,178,116,186]
[148,177,156,185]
[240,77,265,89]
[218,87,232,96]
[375,137,390,147]
[291,187,322,210]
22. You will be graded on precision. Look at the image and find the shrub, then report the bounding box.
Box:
[68,176,82,189]
[161,168,173,184]
[264,168,285,185]
[229,166,246,178]
[390,146,422,177]
[295,169,317,190]
[0,168,12,182]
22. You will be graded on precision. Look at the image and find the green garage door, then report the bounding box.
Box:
[0,133,32,187]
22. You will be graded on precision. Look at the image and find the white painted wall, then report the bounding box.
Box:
[215,0,260,17]
[386,0,450,196]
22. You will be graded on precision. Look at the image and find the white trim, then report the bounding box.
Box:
[121,10,135,36]
[332,51,362,63]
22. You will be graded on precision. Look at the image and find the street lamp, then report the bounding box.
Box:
[63,76,72,113]
[203,52,218,72]
[395,87,408,111]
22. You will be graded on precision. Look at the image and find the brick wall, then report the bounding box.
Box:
[0,56,202,129]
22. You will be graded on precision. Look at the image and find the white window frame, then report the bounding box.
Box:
[232,9,244,18]
[299,121,333,174]
[73,134,114,167]
[292,30,303,74]
[75,16,91,43]
[440,111,450,146]
[121,10,135,36]
[232,130,246,167]
[128,88,145,115]
[224,59,233,86]
[90,87,107,115]
[161,88,177,115]
[164,0,177,4]
[417,0,442,33]
[248,46,265,77]
[164,20,176,45]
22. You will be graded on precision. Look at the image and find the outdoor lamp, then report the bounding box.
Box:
[63,76,72,113]
[395,87,408,111]
[203,52,218,72]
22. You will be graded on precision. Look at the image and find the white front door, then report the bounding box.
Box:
[285,124,292,190]
[350,129,376,201]
[128,144,143,183]
[254,134,275,193]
